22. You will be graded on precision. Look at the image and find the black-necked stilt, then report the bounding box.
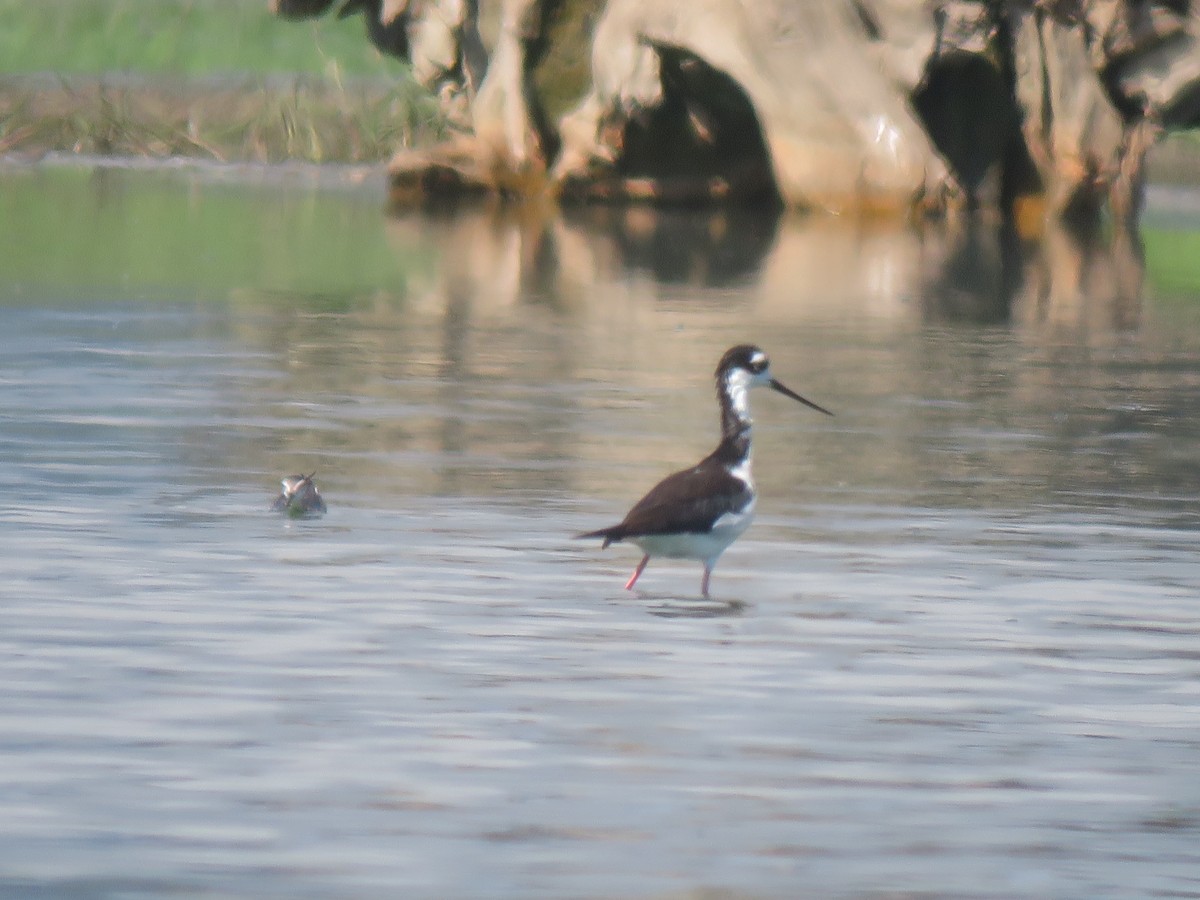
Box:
[577,344,832,596]
[272,473,327,517]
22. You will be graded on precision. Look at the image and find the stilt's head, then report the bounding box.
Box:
[715,345,832,434]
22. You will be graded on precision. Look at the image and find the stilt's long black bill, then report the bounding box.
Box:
[770,378,833,416]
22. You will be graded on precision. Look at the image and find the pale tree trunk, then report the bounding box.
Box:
[272,0,1200,222]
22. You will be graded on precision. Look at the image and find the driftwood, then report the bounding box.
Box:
[272,0,1200,221]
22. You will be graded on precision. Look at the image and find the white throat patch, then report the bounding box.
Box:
[723,369,755,423]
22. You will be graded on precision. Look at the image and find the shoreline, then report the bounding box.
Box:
[0,149,389,191]
[2,152,1197,234]
[2,74,1196,187]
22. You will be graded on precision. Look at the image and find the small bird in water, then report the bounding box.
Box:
[272,472,327,517]
[577,345,832,596]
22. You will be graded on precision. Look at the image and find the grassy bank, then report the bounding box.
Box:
[0,0,396,77]
[0,75,443,163]
[0,0,447,162]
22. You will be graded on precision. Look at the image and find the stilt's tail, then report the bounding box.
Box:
[574,526,623,549]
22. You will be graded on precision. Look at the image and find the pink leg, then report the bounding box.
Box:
[624,555,650,591]
[700,565,713,597]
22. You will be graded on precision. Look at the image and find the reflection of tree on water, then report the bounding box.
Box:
[498,202,1148,335]
[385,201,1147,337]
[1011,217,1145,336]
[917,215,1144,335]
[386,207,583,498]
[250,198,1155,507]
[916,218,1020,325]
[561,204,782,288]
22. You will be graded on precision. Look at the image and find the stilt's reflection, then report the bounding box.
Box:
[643,596,749,619]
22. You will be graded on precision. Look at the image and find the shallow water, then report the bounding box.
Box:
[1,163,1200,898]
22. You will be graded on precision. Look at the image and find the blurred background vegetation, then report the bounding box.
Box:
[0,0,446,161]
[0,0,394,77]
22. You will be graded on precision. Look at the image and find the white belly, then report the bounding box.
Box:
[631,502,756,564]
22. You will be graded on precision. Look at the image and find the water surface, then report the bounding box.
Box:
[1,163,1199,898]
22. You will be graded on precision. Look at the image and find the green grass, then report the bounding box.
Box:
[0,0,400,77]
[1144,228,1200,297]
[0,0,450,162]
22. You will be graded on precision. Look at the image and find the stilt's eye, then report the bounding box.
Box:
[748,352,768,373]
